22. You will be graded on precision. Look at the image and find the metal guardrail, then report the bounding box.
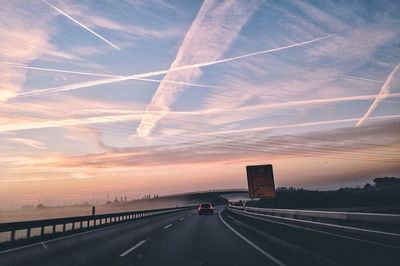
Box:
[0,206,194,244]
[228,205,400,224]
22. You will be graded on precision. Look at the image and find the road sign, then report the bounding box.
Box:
[246,164,276,198]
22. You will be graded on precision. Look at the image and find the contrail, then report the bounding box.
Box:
[0,113,145,133]
[194,35,331,68]
[136,5,331,139]
[79,92,400,116]
[356,63,400,127]
[343,75,383,84]
[2,62,221,91]
[203,114,400,136]
[10,61,398,115]
[43,0,120,50]
[196,92,400,115]
[17,35,331,97]
[2,113,398,134]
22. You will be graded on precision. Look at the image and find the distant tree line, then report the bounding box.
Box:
[254,177,400,210]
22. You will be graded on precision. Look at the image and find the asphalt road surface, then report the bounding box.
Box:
[1,205,399,266]
[0,206,276,266]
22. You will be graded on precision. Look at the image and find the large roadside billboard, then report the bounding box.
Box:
[246,164,276,198]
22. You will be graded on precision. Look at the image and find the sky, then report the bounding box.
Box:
[0,0,399,208]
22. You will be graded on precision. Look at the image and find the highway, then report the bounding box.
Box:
[1,205,399,266]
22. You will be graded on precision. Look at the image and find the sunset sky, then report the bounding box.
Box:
[0,0,399,208]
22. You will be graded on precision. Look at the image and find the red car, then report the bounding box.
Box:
[198,203,214,215]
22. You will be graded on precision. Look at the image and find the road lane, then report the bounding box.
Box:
[0,209,195,266]
[117,206,276,266]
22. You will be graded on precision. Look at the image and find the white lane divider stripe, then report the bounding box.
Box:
[218,210,286,266]
[164,224,172,229]
[179,218,184,221]
[40,241,48,251]
[119,240,146,257]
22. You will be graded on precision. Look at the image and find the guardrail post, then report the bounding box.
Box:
[10,230,15,241]
[41,226,45,236]
[94,219,96,227]
[80,221,83,228]
[62,224,66,232]
[52,224,56,234]
[72,222,75,230]
[27,228,31,239]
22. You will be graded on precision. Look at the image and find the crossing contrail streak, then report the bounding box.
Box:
[17,35,331,97]
[203,114,400,136]
[78,92,400,116]
[2,62,221,90]
[43,0,121,50]
[0,114,144,133]
[356,63,400,127]
[2,113,398,134]
[196,92,400,114]
[343,75,383,84]
[11,57,398,122]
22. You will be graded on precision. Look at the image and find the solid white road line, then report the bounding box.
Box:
[119,240,146,257]
[179,218,184,221]
[164,224,172,229]
[218,210,286,266]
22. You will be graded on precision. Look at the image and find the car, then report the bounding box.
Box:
[198,203,214,215]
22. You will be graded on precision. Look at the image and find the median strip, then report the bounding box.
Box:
[119,240,146,257]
